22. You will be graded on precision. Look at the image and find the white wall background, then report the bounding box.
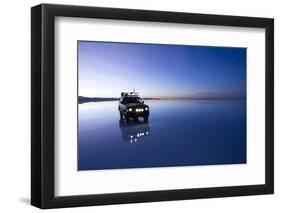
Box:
[0,0,279,212]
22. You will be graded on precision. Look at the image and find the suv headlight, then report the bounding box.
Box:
[145,107,149,111]
[128,108,132,112]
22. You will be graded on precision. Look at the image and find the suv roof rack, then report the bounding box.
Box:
[121,92,139,97]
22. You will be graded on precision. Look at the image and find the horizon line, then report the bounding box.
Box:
[79,95,246,99]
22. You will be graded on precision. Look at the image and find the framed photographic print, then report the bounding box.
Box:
[31,4,274,209]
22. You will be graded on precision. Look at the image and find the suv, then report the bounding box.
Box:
[118,92,149,122]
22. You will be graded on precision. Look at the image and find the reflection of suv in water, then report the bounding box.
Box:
[118,91,149,122]
[119,120,150,143]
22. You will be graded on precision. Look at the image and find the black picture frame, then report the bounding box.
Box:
[31,3,274,209]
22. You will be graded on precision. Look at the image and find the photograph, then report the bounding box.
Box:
[77,41,247,171]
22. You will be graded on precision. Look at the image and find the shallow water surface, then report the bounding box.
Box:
[78,100,246,170]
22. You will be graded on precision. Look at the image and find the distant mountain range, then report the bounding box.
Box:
[79,96,118,103]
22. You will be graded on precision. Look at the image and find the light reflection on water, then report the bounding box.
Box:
[78,100,246,171]
[119,119,150,143]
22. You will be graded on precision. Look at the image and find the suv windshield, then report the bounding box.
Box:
[123,97,142,104]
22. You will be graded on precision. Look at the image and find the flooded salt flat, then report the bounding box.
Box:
[78,100,246,171]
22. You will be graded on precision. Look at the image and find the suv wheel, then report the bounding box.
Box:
[144,115,149,122]
[125,115,130,123]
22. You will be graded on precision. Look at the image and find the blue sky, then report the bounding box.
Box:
[78,41,246,98]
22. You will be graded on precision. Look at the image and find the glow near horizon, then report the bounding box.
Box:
[78,41,246,98]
